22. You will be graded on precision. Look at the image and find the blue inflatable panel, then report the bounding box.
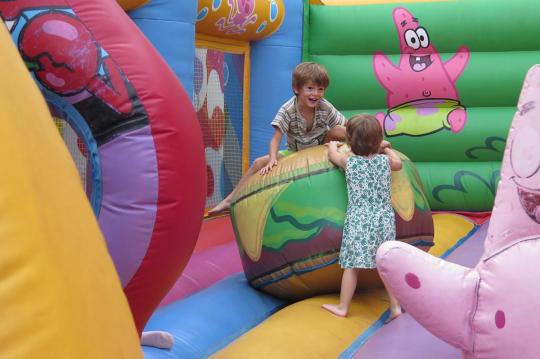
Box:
[249,0,304,162]
[143,273,287,358]
[128,0,195,21]
[129,0,196,98]
[250,46,302,161]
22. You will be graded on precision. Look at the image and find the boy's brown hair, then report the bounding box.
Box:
[292,62,330,90]
[346,114,383,156]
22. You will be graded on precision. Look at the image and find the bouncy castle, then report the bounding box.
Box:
[1,0,539,358]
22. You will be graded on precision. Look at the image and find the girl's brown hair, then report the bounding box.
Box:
[346,114,383,156]
[292,62,330,90]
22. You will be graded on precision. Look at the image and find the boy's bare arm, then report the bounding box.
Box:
[327,141,348,169]
[260,127,284,175]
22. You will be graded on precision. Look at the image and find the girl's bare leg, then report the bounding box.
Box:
[322,268,359,317]
[382,279,402,323]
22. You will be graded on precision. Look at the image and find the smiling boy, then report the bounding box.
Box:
[209,62,346,215]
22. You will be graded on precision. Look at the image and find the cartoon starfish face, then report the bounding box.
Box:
[373,8,470,136]
[509,102,540,223]
[484,69,540,256]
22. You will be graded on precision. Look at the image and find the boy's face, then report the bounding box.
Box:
[294,80,325,109]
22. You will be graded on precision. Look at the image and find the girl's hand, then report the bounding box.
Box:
[379,140,391,153]
[327,141,348,169]
[259,158,278,175]
[326,141,342,151]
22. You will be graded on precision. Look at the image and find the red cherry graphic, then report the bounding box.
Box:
[20,11,99,95]
[20,11,133,114]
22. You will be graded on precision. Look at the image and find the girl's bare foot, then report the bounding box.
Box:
[322,303,348,317]
[141,331,174,349]
[208,199,231,215]
[385,306,402,324]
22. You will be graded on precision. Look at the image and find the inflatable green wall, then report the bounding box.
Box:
[303,0,540,211]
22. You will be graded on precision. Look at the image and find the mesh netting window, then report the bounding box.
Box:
[54,118,90,191]
[194,47,245,210]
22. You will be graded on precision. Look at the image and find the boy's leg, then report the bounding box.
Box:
[323,125,347,143]
[322,268,359,317]
[208,154,271,215]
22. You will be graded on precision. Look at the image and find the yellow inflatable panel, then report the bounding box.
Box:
[429,213,475,257]
[196,0,285,41]
[0,26,141,358]
[213,213,474,358]
[213,290,389,359]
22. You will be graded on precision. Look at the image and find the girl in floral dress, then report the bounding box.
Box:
[322,114,402,321]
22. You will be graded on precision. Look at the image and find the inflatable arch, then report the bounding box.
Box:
[0,0,206,334]
[0,23,140,358]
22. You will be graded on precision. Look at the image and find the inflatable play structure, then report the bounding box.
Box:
[376,65,540,359]
[0,0,205,337]
[1,0,540,358]
[230,145,434,300]
[0,22,140,358]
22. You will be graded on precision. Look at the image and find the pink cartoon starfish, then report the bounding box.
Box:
[373,8,470,137]
[376,65,540,358]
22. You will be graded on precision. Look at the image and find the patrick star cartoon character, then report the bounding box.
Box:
[373,8,470,137]
[375,65,540,358]
[216,0,258,35]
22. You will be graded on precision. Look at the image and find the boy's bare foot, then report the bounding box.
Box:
[141,331,174,349]
[208,199,231,215]
[322,303,348,317]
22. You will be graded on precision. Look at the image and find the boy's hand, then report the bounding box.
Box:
[259,158,278,175]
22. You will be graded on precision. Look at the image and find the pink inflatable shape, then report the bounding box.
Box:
[376,65,540,358]
[373,8,469,136]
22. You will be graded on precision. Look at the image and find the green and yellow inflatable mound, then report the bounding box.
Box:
[230,145,434,300]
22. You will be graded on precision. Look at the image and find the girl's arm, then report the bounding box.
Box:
[384,147,402,171]
[327,141,348,169]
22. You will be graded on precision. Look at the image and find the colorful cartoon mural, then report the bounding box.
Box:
[194,48,244,209]
[196,0,284,41]
[373,7,470,137]
[216,0,258,35]
[1,2,145,144]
